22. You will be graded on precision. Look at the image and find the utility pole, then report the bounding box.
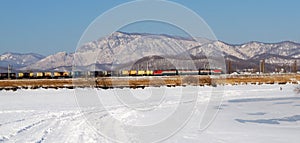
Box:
[292,60,297,73]
[260,59,265,74]
[262,59,266,73]
[8,64,12,79]
[146,61,149,71]
[227,60,232,74]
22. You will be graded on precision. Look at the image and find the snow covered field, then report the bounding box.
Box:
[0,84,300,143]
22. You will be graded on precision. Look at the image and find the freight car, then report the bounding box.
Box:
[177,70,199,75]
[121,70,129,76]
[145,70,153,76]
[18,72,31,79]
[53,72,71,78]
[88,71,107,77]
[136,70,153,76]
[44,72,52,79]
[72,71,86,78]
[0,73,16,79]
[129,70,137,76]
[137,70,145,76]
[105,71,119,77]
[35,72,44,79]
[199,69,222,75]
[211,69,222,75]
[153,69,178,76]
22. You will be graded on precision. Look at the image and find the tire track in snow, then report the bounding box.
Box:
[16,119,46,134]
[32,110,98,143]
[2,110,83,142]
[1,108,117,142]
[35,126,54,143]
[0,112,51,141]
[49,109,113,142]
[31,111,86,143]
[0,111,44,127]
[0,119,25,127]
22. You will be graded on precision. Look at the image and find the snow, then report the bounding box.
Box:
[0,84,300,142]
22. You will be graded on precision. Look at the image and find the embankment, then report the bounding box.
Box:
[0,74,299,90]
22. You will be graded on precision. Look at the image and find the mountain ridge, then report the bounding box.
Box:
[1,32,300,72]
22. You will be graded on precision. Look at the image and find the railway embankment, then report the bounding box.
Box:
[0,74,299,91]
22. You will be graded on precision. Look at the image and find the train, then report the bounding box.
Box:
[0,71,71,79]
[0,69,222,80]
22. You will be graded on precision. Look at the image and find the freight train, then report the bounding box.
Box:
[0,69,222,79]
[0,71,71,79]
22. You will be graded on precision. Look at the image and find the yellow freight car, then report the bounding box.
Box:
[18,73,24,78]
[145,70,153,76]
[36,72,44,78]
[18,72,31,79]
[62,72,70,77]
[121,70,129,76]
[29,72,34,78]
[129,70,137,76]
[137,70,145,76]
[53,72,62,77]
[44,72,52,78]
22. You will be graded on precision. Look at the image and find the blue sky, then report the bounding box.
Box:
[0,0,299,55]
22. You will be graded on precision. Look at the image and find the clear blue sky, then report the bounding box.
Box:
[0,0,299,55]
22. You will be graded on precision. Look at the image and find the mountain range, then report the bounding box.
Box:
[1,31,300,73]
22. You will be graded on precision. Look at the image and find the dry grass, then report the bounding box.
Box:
[0,74,299,90]
[224,74,300,85]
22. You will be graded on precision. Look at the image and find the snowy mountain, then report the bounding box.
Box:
[22,52,73,71]
[5,32,300,71]
[75,32,203,65]
[0,52,45,72]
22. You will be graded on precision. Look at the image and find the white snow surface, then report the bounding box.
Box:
[0,84,300,143]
